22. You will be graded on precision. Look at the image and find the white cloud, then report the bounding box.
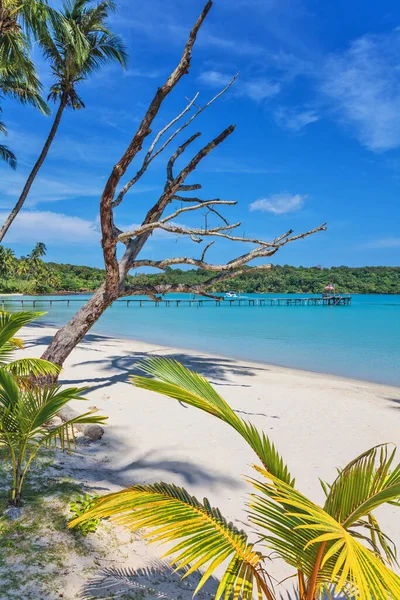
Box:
[321,29,400,152]
[6,127,124,166]
[270,51,314,80]
[198,70,280,102]
[0,171,103,207]
[249,193,307,214]
[0,211,100,245]
[362,237,400,249]
[0,168,159,208]
[275,107,319,132]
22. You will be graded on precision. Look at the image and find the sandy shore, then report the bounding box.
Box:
[18,324,400,596]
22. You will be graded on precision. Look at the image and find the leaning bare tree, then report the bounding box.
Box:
[41,0,325,370]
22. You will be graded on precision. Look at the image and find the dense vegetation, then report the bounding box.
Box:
[0,246,398,294]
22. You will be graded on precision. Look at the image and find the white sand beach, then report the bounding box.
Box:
[16,325,400,598]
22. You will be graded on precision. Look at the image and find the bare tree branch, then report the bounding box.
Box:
[116,125,236,274]
[116,200,236,241]
[112,94,199,209]
[100,0,214,289]
[112,73,238,209]
[124,221,241,242]
[166,133,201,184]
[128,223,326,274]
[173,195,232,225]
[201,241,214,261]
[120,264,274,298]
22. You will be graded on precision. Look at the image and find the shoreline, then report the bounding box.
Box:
[30,320,400,388]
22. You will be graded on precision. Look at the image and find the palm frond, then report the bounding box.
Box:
[40,408,107,451]
[69,482,274,600]
[132,358,294,485]
[5,357,61,378]
[324,444,400,527]
[0,73,49,113]
[0,143,17,169]
[248,466,400,600]
[0,310,46,351]
[0,368,20,410]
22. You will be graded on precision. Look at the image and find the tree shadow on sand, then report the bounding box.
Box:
[80,563,348,600]
[59,349,268,393]
[80,561,219,599]
[66,430,240,492]
[387,397,400,409]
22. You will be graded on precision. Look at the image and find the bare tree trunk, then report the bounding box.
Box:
[40,284,116,441]
[0,94,68,243]
[41,283,116,366]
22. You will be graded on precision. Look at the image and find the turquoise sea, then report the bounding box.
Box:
[1,293,399,386]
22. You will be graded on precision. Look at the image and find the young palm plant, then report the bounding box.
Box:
[0,368,106,506]
[0,0,127,242]
[70,358,400,600]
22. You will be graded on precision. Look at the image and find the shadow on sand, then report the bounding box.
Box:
[80,561,219,599]
[60,347,268,393]
[79,563,348,600]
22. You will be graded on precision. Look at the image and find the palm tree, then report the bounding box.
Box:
[17,258,29,279]
[0,0,127,242]
[28,241,46,263]
[0,246,16,281]
[70,359,400,600]
[0,368,106,506]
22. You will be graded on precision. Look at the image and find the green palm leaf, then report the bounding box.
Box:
[69,482,274,600]
[0,143,17,169]
[5,358,60,378]
[0,367,107,504]
[0,310,46,349]
[0,310,59,379]
[249,467,400,600]
[132,358,294,486]
[325,444,400,527]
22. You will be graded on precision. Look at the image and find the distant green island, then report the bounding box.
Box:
[0,245,398,294]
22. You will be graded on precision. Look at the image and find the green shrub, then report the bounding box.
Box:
[69,494,101,535]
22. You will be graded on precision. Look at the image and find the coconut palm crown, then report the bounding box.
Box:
[43,0,127,110]
[70,358,400,600]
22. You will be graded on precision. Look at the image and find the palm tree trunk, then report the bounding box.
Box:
[0,94,68,243]
[306,541,327,600]
[11,461,22,507]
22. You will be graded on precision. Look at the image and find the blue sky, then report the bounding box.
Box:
[1,0,400,268]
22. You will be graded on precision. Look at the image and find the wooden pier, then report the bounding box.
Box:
[0,295,352,309]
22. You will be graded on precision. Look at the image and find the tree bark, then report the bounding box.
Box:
[41,284,116,366]
[0,94,68,243]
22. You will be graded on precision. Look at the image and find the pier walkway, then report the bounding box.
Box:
[0,295,352,309]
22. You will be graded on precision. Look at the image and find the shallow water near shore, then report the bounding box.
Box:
[2,293,399,386]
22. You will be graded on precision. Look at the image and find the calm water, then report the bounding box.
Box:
[1,293,399,386]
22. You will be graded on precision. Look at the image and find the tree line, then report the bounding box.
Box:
[0,245,398,294]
